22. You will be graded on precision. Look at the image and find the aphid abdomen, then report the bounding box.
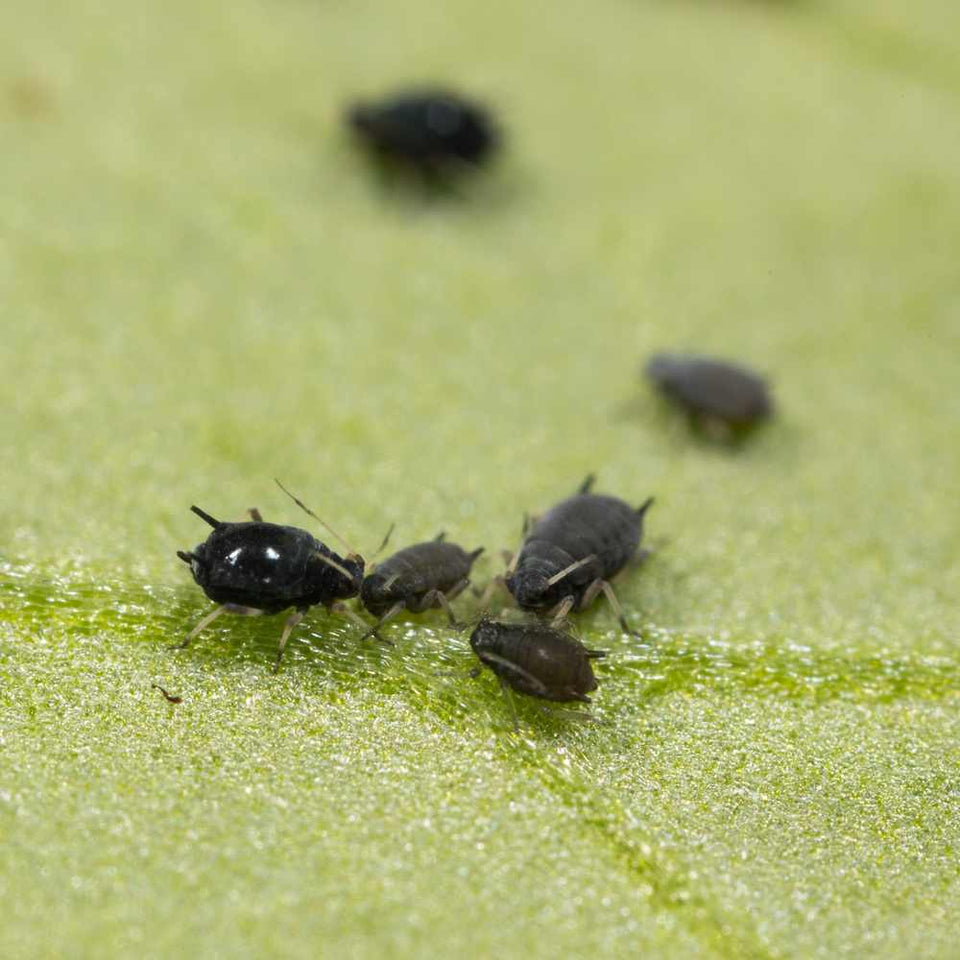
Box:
[194,523,315,612]
[540,496,641,583]
[517,633,597,702]
[470,620,603,705]
[646,353,772,427]
[361,541,480,619]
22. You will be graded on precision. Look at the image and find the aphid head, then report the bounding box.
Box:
[505,569,551,610]
[359,568,400,614]
[309,549,365,600]
[469,617,501,656]
[344,553,365,597]
[347,103,377,136]
[339,553,366,599]
[176,543,207,584]
[644,353,680,385]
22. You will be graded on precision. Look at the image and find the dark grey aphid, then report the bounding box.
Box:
[504,476,653,636]
[645,353,772,431]
[175,487,370,671]
[348,88,498,177]
[470,618,607,725]
[360,532,484,637]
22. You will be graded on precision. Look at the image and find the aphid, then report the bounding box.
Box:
[175,482,370,672]
[360,532,484,636]
[151,683,183,704]
[470,618,607,726]
[347,88,498,178]
[503,476,654,636]
[645,353,773,432]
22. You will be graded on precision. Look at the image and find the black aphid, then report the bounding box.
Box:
[500,476,653,636]
[360,532,484,637]
[645,353,773,432]
[175,482,370,671]
[348,88,498,177]
[470,618,607,726]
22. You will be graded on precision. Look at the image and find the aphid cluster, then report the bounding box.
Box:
[177,476,652,701]
[170,87,778,728]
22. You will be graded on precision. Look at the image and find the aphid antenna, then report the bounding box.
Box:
[371,522,395,560]
[545,554,596,587]
[313,552,357,581]
[275,479,362,559]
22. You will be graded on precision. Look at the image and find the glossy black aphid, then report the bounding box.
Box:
[348,88,498,175]
[360,532,484,636]
[470,618,607,725]
[175,488,369,671]
[645,353,773,431]
[504,476,653,636]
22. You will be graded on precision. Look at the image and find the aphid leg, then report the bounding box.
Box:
[329,600,387,640]
[481,653,550,698]
[173,605,228,649]
[578,474,597,495]
[248,507,264,522]
[579,578,604,609]
[427,578,470,628]
[272,606,308,673]
[598,580,641,638]
[446,578,470,601]
[699,413,733,443]
[359,602,405,643]
[176,550,194,565]
[549,595,576,627]
[537,704,596,723]
[434,530,446,543]
[476,575,506,608]
[499,678,520,733]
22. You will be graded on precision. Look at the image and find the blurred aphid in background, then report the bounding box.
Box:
[347,88,500,184]
[645,353,774,440]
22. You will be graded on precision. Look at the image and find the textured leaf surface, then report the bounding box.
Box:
[2,1,958,957]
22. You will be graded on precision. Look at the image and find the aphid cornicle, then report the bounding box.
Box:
[470,618,607,727]
[175,484,370,672]
[360,532,484,637]
[504,475,654,636]
[645,353,773,431]
[347,88,498,177]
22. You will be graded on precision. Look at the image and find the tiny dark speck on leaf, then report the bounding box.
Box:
[8,77,56,118]
[152,682,183,704]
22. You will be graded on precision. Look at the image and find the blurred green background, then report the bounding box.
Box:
[1,0,958,957]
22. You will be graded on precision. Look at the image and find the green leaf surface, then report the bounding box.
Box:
[2,1,958,957]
